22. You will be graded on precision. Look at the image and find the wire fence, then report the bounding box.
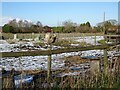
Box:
[0,33,120,89]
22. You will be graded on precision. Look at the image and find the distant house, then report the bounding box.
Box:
[43,26,52,33]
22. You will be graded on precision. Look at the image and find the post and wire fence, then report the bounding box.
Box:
[0,33,120,89]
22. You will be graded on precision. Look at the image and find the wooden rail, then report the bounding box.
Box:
[1,43,118,57]
[1,43,119,89]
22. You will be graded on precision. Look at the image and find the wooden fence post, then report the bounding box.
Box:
[82,33,85,46]
[32,33,34,40]
[104,48,108,76]
[47,47,52,85]
[11,68,15,89]
[90,60,100,75]
[0,68,2,90]
[14,34,17,40]
[94,33,97,45]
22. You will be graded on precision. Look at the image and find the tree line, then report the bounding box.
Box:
[2,19,43,33]
[2,19,118,33]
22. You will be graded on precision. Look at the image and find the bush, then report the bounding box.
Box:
[2,24,13,33]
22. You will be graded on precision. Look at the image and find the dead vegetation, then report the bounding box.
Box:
[63,55,89,67]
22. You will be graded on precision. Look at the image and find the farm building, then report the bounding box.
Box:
[43,26,52,33]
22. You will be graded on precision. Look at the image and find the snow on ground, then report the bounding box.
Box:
[0,40,46,52]
[75,36,104,45]
[0,52,82,71]
[0,36,104,52]
[0,36,119,71]
[63,36,104,45]
[81,50,104,57]
[0,40,63,52]
[0,35,119,71]
[0,55,64,71]
[0,50,119,71]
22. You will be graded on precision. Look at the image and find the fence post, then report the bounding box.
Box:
[90,60,100,75]
[47,47,52,85]
[104,48,108,76]
[82,33,85,46]
[14,34,17,40]
[32,33,34,41]
[0,68,3,90]
[94,33,96,45]
[11,68,15,89]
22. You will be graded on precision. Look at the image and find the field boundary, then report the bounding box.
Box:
[1,43,118,57]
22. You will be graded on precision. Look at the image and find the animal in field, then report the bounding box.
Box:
[44,33,57,46]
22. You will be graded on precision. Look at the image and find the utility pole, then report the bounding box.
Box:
[103,12,106,35]
[104,12,105,24]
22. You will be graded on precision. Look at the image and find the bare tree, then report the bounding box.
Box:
[24,20,29,27]
[9,19,18,27]
[18,20,24,27]
[63,20,77,33]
